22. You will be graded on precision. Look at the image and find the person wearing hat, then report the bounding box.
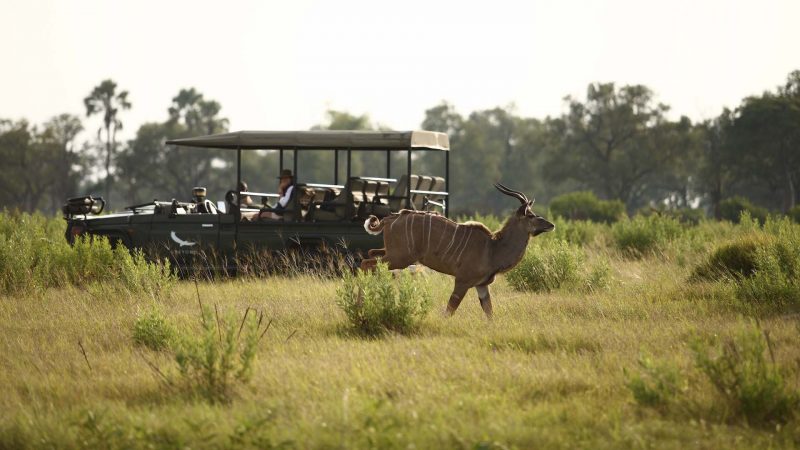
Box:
[259,169,295,220]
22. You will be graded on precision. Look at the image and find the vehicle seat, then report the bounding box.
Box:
[425,176,446,212]
[375,181,390,204]
[362,180,379,203]
[412,176,433,209]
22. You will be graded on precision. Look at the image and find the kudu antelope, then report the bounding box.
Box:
[361,183,554,317]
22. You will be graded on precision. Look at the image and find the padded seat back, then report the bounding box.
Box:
[362,180,379,203]
[412,176,433,209]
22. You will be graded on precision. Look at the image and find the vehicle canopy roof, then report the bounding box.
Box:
[165,130,449,151]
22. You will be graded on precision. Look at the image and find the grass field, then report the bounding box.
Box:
[1,214,799,449]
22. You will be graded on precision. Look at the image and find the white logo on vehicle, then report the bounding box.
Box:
[170,231,196,247]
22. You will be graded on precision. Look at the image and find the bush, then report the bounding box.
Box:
[719,196,768,224]
[550,217,608,246]
[506,240,611,293]
[625,354,683,410]
[611,214,683,257]
[692,233,773,281]
[690,322,798,425]
[0,212,175,296]
[172,307,260,403]
[692,218,800,307]
[132,308,175,351]
[549,191,626,223]
[737,250,800,308]
[336,263,432,336]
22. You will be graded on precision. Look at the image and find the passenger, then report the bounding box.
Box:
[239,181,254,207]
[260,169,295,220]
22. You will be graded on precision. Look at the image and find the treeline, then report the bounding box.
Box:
[1,71,798,217]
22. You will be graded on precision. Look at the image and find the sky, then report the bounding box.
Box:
[1,0,799,141]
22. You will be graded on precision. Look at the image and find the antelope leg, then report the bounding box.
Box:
[359,258,378,271]
[475,285,493,319]
[368,248,386,258]
[445,280,471,316]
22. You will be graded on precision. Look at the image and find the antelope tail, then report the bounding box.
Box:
[363,215,384,235]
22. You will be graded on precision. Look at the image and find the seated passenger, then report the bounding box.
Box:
[259,169,295,220]
[239,181,254,207]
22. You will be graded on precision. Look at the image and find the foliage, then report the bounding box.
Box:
[625,354,683,410]
[692,233,773,281]
[84,79,131,206]
[549,191,625,223]
[611,214,683,257]
[336,262,432,336]
[719,196,769,224]
[506,239,610,293]
[690,323,799,425]
[172,306,260,403]
[0,117,85,212]
[0,212,175,296]
[692,217,800,308]
[132,308,175,351]
[542,83,698,211]
[550,217,608,246]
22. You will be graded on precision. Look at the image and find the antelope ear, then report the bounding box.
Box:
[527,200,533,206]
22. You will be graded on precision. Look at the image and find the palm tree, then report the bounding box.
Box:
[84,79,131,205]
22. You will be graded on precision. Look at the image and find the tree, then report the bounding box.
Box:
[40,114,84,211]
[0,120,61,211]
[84,80,131,206]
[727,71,800,211]
[696,110,737,218]
[116,88,231,205]
[543,83,686,211]
[166,88,230,190]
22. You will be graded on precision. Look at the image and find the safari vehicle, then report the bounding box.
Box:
[63,130,450,272]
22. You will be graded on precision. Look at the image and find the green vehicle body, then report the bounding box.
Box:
[63,130,450,273]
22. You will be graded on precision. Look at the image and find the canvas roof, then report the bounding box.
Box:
[165,130,449,151]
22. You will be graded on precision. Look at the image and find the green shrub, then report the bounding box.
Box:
[736,245,800,308]
[550,217,607,246]
[692,233,773,281]
[172,307,259,403]
[0,212,175,296]
[690,322,798,425]
[611,214,683,257]
[506,240,584,292]
[336,263,432,336]
[692,218,800,307]
[132,308,175,351]
[506,240,611,293]
[719,196,768,224]
[549,191,626,223]
[625,354,683,410]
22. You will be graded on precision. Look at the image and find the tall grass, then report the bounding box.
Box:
[0,212,175,296]
[2,210,800,448]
